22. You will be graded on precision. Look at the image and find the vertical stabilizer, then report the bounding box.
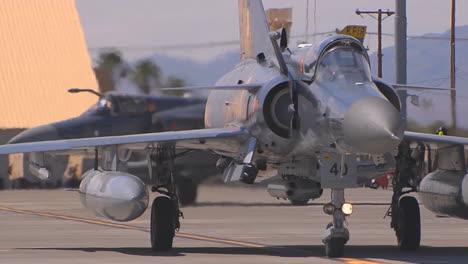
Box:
[239,0,273,61]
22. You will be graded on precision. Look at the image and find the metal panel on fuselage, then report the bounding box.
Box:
[205,60,296,160]
[206,60,274,128]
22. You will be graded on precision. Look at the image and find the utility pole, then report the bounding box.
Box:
[450,0,457,135]
[394,0,407,125]
[356,9,394,78]
[305,0,309,43]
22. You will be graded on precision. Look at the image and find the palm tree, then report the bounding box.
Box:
[133,59,161,94]
[94,49,124,94]
[163,76,186,96]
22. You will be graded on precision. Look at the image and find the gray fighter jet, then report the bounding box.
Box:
[7,89,216,204]
[2,0,468,258]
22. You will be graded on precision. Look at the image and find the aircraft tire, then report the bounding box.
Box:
[177,177,197,206]
[397,196,421,250]
[150,196,176,251]
[289,199,309,206]
[63,177,81,189]
[325,237,346,258]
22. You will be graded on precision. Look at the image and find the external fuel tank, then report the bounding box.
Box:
[418,170,468,219]
[79,170,149,222]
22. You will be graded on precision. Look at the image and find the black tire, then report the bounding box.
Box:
[289,199,309,206]
[151,196,176,251]
[397,196,421,250]
[63,177,81,189]
[177,177,198,206]
[12,178,26,189]
[370,181,380,189]
[325,237,346,258]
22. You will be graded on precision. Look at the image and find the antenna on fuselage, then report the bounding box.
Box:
[280,28,288,52]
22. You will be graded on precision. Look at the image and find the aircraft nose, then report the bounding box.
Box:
[8,125,59,144]
[343,96,403,154]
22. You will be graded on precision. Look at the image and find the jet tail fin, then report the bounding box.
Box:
[239,0,273,61]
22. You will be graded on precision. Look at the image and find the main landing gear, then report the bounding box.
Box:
[388,141,423,251]
[148,146,183,251]
[322,188,352,257]
[151,196,177,250]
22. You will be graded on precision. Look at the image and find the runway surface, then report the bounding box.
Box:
[1,185,467,264]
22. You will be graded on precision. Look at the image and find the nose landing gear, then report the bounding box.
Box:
[322,188,351,257]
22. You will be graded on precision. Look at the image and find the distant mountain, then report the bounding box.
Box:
[149,51,240,86]
[371,25,468,127]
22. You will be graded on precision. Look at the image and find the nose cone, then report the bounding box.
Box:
[8,125,59,144]
[343,97,404,154]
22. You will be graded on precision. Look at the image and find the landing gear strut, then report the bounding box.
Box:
[322,188,350,258]
[148,146,183,251]
[388,141,423,251]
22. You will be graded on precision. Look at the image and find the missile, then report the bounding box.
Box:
[79,170,149,222]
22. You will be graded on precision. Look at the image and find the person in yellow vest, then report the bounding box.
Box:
[436,126,447,136]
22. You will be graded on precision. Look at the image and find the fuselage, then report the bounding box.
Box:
[9,93,206,144]
[205,35,404,162]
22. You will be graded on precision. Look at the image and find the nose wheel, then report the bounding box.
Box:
[322,188,351,258]
[325,237,347,258]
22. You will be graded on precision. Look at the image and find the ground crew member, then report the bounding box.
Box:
[436,126,447,136]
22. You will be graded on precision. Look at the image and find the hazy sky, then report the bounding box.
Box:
[76,0,468,62]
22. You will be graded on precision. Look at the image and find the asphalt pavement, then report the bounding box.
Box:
[1,185,467,264]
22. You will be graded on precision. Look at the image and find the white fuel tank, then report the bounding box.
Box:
[79,170,149,222]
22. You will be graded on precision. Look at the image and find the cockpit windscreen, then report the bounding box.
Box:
[316,47,371,84]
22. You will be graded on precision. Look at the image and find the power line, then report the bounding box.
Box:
[87,32,468,53]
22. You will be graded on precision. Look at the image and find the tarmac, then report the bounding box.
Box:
[1,184,467,264]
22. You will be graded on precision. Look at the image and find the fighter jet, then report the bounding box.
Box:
[8,89,216,204]
[2,0,468,258]
[9,89,206,143]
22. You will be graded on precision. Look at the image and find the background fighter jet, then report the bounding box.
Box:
[8,89,217,204]
[9,89,206,143]
[3,0,468,258]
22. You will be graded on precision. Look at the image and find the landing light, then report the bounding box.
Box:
[341,202,353,215]
[323,203,336,215]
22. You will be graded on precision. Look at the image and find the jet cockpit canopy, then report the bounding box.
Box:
[298,35,370,84]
